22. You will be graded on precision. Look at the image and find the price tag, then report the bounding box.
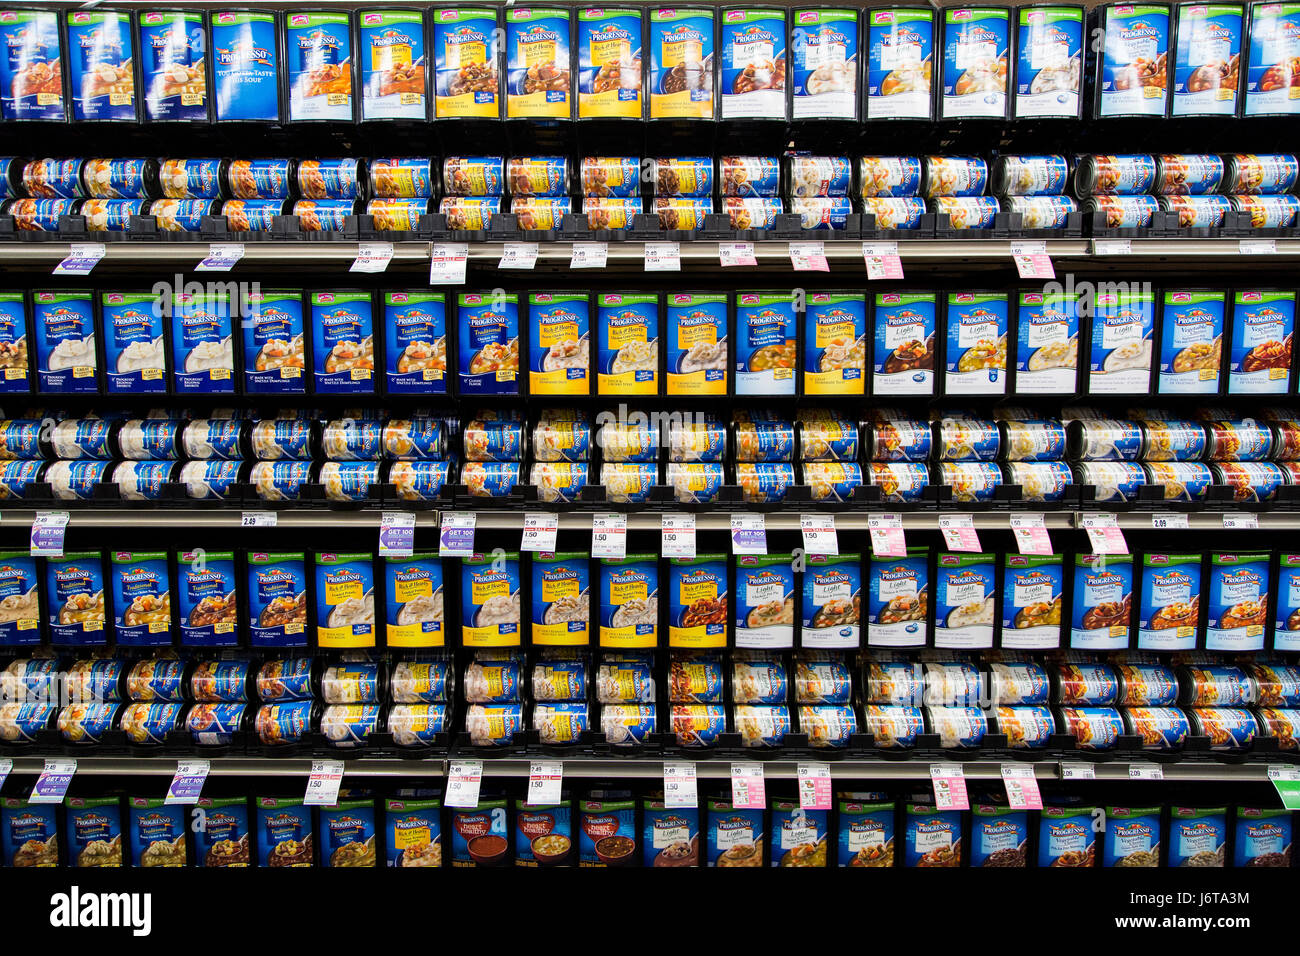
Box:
[591,513,627,559]
[644,241,680,272]
[429,242,469,285]
[1240,239,1278,255]
[304,759,345,806]
[1268,766,1300,809]
[53,242,106,275]
[1012,241,1055,279]
[240,511,277,528]
[938,514,982,551]
[663,761,698,808]
[863,252,904,280]
[350,241,394,273]
[730,762,766,809]
[1223,513,1259,530]
[1060,763,1096,780]
[0,757,11,792]
[526,760,564,806]
[570,241,608,269]
[1010,513,1052,555]
[521,512,558,553]
[868,513,907,558]
[1082,514,1128,554]
[165,759,210,805]
[730,513,767,555]
[800,513,838,555]
[439,511,476,557]
[30,759,76,804]
[195,242,245,272]
[29,511,69,557]
[661,513,696,558]
[446,760,484,809]
[789,240,829,272]
[1128,763,1163,780]
[930,763,968,811]
[498,241,538,270]
[1151,513,1189,530]
[1094,238,1132,256]
[378,512,415,558]
[1000,765,1043,810]
[797,762,833,811]
[719,241,757,267]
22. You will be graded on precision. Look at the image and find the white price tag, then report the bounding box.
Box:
[800,513,838,555]
[644,241,681,272]
[196,242,245,272]
[1011,241,1047,256]
[1013,249,1055,279]
[439,511,477,557]
[0,757,11,792]
[429,242,469,285]
[240,511,277,528]
[29,511,69,557]
[446,760,484,809]
[1268,766,1300,781]
[929,763,968,810]
[350,241,394,273]
[570,241,608,269]
[30,759,76,804]
[1128,763,1164,780]
[378,511,416,558]
[730,513,767,555]
[591,513,627,559]
[165,759,210,805]
[730,762,766,809]
[1151,513,1189,530]
[1094,239,1132,256]
[304,759,345,806]
[1240,239,1278,255]
[53,242,106,275]
[789,241,829,272]
[1010,513,1052,555]
[718,241,757,267]
[863,240,904,280]
[868,513,907,558]
[797,762,832,810]
[663,761,698,809]
[661,513,696,558]
[1000,765,1043,810]
[521,512,559,553]
[1060,763,1095,780]
[938,514,982,552]
[526,759,564,806]
[1223,513,1258,530]
[498,241,539,270]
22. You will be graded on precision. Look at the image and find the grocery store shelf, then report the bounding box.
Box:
[1,755,1285,782]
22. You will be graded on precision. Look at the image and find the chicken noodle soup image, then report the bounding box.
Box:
[597,293,659,395]
[867,549,928,647]
[0,552,40,647]
[802,554,861,648]
[1,798,60,867]
[65,797,123,869]
[109,552,173,648]
[46,552,107,647]
[666,293,728,396]
[1001,553,1063,649]
[707,798,764,866]
[532,552,590,646]
[459,293,520,395]
[462,553,521,647]
[735,292,797,395]
[804,293,866,395]
[935,552,996,649]
[945,292,1008,395]
[310,291,375,394]
[865,8,934,120]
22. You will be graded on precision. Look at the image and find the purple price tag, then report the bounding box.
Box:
[30,759,76,804]
[440,524,474,555]
[379,521,414,558]
[166,760,210,805]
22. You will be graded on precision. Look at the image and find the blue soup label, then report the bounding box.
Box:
[736,555,795,649]
[2,800,59,866]
[311,291,375,394]
[458,293,520,395]
[1138,553,1202,651]
[599,555,658,649]
[735,292,796,396]
[211,11,281,122]
[0,552,40,646]
[873,292,936,396]
[971,806,1028,866]
[1171,3,1242,116]
[506,7,572,120]
[904,805,962,866]
[33,291,98,394]
[867,549,928,648]
[1071,554,1133,649]
[1276,555,1300,652]
[286,12,354,122]
[194,798,249,867]
[1103,807,1162,867]
[101,292,166,395]
[386,797,442,867]
[1206,552,1269,651]
[139,11,207,122]
[66,798,123,868]
[597,293,658,396]
[791,8,859,120]
[46,552,106,647]
[243,290,306,395]
[1243,1,1300,116]
[1016,290,1079,394]
[0,291,29,392]
[128,799,187,867]
[945,292,1008,395]
[360,9,427,121]
[247,553,308,648]
[1098,4,1171,117]
[1227,290,1295,394]
[0,9,65,121]
[706,799,764,866]
[866,8,934,120]
[666,293,727,397]
[1233,808,1292,866]
[433,7,500,120]
[385,555,444,648]
[529,293,590,397]
[531,552,590,646]
[720,8,787,120]
[1002,554,1064,649]
[319,800,376,868]
[386,292,447,395]
[171,292,235,394]
[1015,6,1083,118]
[177,550,238,647]
[941,7,1010,119]
[1157,290,1226,394]
[802,554,862,649]
[111,551,173,647]
[1089,290,1155,394]
[935,552,996,649]
[256,798,313,867]
[462,553,521,647]
[66,10,137,122]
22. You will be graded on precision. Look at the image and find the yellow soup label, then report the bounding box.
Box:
[679,578,717,604]
[600,623,657,647]
[472,579,510,603]
[541,577,580,602]
[394,578,432,603]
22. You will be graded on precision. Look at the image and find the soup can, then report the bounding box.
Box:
[1074,154,1157,197]
[1074,461,1146,502]
[991,155,1069,196]
[923,156,988,197]
[1223,154,1298,195]
[369,158,435,199]
[1155,154,1225,195]
[718,156,780,198]
[931,196,999,229]
[733,705,791,747]
[858,157,923,198]
[1082,195,1160,228]
[442,157,504,197]
[1067,419,1143,460]
[581,157,640,197]
[297,159,364,201]
[1004,196,1077,229]
[1204,420,1274,461]
[1158,195,1232,228]
[1231,195,1300,229]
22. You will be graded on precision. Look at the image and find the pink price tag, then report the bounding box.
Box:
[939,518,981,552]
[789,242,829,272]
[1014,254,1055,279]
[1010,515,1051,555]
[1001,766,1043,810]
[930,767,968,811]
[870,527,907,558]
[1086,525,1129,555]
[797,763,833,811]
[865,254,904,280]
[730,763,766,809]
